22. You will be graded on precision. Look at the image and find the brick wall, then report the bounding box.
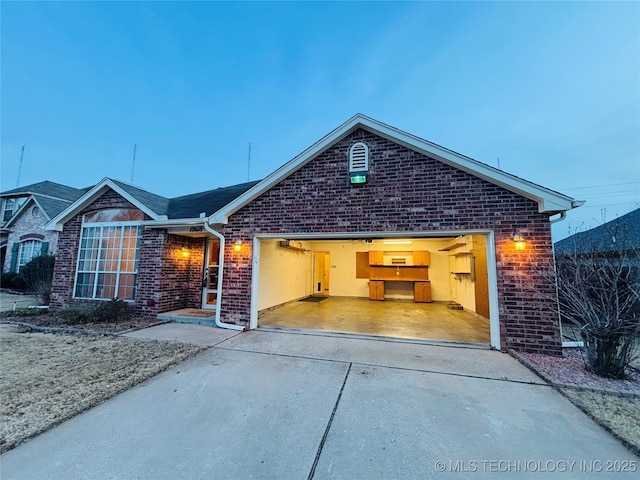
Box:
[220,128,562,354]
[51,189,206,317]
[137,232,205,317]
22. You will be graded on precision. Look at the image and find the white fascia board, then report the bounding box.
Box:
[46,178,161,231]
[209,114,578,224]
[355,116,577,213]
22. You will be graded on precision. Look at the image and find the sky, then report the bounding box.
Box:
[1,1,638,240]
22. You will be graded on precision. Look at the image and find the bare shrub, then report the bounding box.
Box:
[18,255,55,305]
[554,210,640,378]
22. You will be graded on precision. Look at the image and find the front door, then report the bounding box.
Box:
[202,239,220,309]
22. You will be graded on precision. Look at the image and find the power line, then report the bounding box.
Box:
[560,181,639,191]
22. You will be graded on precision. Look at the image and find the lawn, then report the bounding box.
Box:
[0,323,206,453]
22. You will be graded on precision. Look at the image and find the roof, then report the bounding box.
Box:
[47,178,261,230]
[1,181,88,228]
[1,180,86,202]
[168,181,261,219]
[110,179,170,216]
[209,114,583,225]
[555,208,640,256]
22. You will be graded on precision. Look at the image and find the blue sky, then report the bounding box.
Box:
[1,1,638,239]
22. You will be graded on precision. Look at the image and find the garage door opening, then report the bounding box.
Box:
[253,234,497,347]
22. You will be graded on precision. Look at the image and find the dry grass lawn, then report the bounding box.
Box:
[559,388,640,455]
[0,324,206,452]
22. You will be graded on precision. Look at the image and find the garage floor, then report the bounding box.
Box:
[259,297,491,344]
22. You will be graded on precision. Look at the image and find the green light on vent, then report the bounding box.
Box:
[350,173,367,184]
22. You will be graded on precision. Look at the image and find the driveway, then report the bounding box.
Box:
[1,325,638,479]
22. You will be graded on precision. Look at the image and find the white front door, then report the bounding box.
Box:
[202,239,220,309]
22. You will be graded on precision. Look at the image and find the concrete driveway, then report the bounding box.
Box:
[2,325,638,479]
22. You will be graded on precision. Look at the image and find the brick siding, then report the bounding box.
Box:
[51,190,206,317]
[220,128,562,354]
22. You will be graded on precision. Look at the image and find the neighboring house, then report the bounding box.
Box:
[47,114,583,355]
[555,207,640,265]
[1,181,87,274]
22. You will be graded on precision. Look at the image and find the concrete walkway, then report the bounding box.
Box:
[0,291,41,312]
[2,325,638,479]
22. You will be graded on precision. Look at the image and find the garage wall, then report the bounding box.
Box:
[424,239,451,301]
[258,239,312,310]
[306,239,452,301]
[307,240,368,297]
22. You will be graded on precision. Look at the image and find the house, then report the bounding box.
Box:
[47,114,582,354]
[555,207,640,264]
[1,181,87,274]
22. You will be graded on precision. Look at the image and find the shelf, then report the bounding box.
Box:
[439,242,466,252]
[279,240,308,252]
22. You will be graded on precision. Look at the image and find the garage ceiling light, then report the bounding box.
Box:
[383,240,412,245]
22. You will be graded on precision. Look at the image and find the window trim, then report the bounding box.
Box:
[2,198,16,223]
[73,217,142,302]
[16,240,42,272]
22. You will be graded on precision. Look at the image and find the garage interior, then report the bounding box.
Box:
[257,235,491,344]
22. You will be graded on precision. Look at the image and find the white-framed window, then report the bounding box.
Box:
[2,197,27,224]
[349,142,369,172]
[17,240,42,271]
[73,209,143,301]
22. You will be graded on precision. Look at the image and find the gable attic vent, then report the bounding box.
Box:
[349,142,369,172]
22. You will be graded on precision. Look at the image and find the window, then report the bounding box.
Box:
[17,240,42,271]
[2,199,16,223]
[2,197,27,224]
[74,209,143,301]
[349,142,369,172]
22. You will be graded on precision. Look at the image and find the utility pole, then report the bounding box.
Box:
[247,141,252,181]
[16,144,25,187]
[130,144,137,183]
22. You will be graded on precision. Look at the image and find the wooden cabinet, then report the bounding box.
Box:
[450,253,472,274]
[369,251,384,265]
[413,250,430,266]
[414,281,432,303]
[369,280,385,300]
[367,249,430,303]
[369,266,428,281]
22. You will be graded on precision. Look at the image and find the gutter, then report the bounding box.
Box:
[202,222,244,332]
[550,200,585,225]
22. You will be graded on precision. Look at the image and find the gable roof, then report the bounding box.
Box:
[209,114,583,225]
[46,178,261,230]
[1,181,88,229]
[555,208,640,256]
[4,195,80,228]
[1,180,87,202]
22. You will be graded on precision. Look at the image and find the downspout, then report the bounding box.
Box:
[203,222,244,331]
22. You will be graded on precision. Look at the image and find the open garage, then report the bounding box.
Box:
[255,235,493,345]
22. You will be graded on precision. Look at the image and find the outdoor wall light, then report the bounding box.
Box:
[180,247,190,258]
[233,240,243,252]
[512,230,526,250]
[350,172,367,184]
